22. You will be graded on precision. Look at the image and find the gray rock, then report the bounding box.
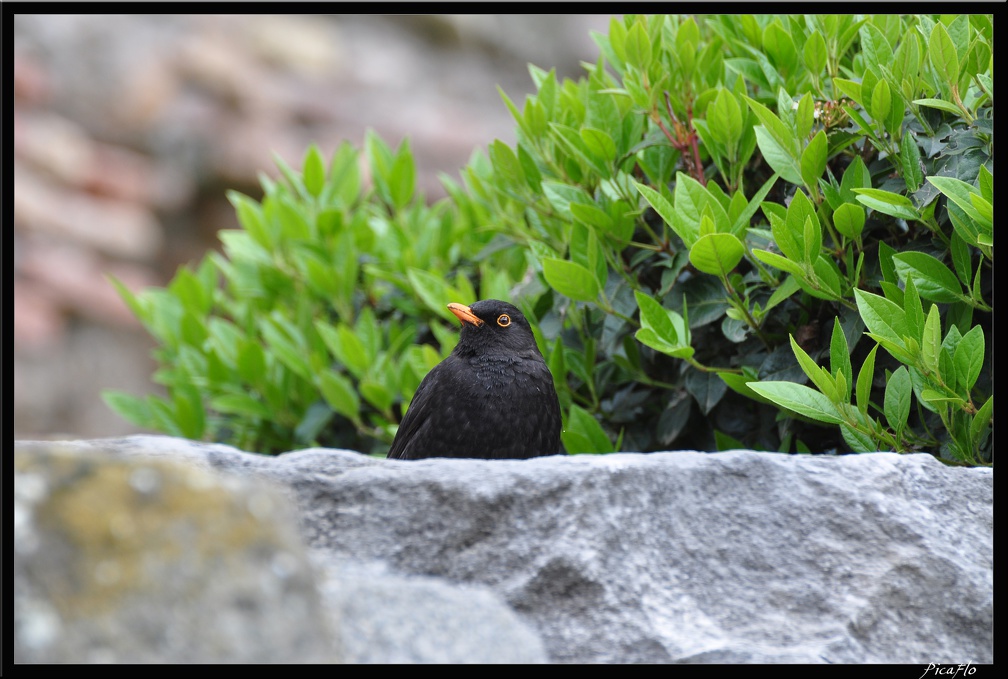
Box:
[14,437,548,663]
[15,437,993,663]
[312,557,546,663]
[13,440,337,663]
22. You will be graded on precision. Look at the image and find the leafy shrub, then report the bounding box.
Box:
[106,14,992,465]
[105,134,528,455]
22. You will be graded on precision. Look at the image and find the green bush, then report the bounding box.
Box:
[105,134,529,455]
[106,14,992,465]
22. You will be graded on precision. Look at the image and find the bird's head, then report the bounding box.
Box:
[447,299,541,357]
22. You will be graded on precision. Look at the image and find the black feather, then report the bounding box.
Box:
[387,300,563,460]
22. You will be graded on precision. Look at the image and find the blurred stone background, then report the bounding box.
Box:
[13,14,612,440]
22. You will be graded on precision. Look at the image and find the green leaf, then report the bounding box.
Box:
[752,125,803,185]
[542,178,593,220]
[839,156,871,205]
[892,30,922,86]
[743,95,800,154]
[860,21,894,77]
[840,423,877,453]
[949,232,972,288]
[580,127,617,166]
[764,274,800,312]
[634,290,692,357]
[751,248,806,279]
[102,390,153,428]
[802,215,821,268]
[878,241,898,286]
[853,188,921,221]
[830,317,853,401]
[902,277,925,341]
[635,328,694,359]
[210,393,272,420]
[624,20,653,69]
[803,30,827,73]
[794,93,815,142]
[766,200,801,263]
[912,98,963,116]
[107,275,151,325]
[317,370,360,421]
[892,252,964,303]
[921,304,942,375]
[563,404,615,454]
[800,130,828,191]
[360,378,394,413]
[718,367,771,404]
[977,165,993,204]
[260,316,312,381]
[709,88,743,152]
[294,402,335,445]
[675,172,731,237]
[329,142,362,206]
[833,78,865,107]
[333,323,371,378]
[570,202,614,232]
[729,172,777,238]
[407,268,468,322]
[928,21,959,86]
[918,389,962,407]
[498,86,527,132]
[790,334,838,402]
[173,385,205,440]
[927,176,987,226]
[276,198,312,240]
[236,340,267,385]
[388,142,416,210]
[953,325,984,393]
[302,144,326,198]
[786,190,818,257]
[970,395,992,451]
[869,78,892,123]
[206,318,242,369]
[833,203,866,240]
[969,193,992,228]
[489,139,524,186]
[854,288,908,344]
[883,366,911,436]
[900,133,924,193]
[228,191,273,249]
[689,233,745,276]
[543,258,600,302]
[855,344,880,416]
[763,21,797,75]
[746,381,845,424]
[635,180,693,245]
[273,152,309,203]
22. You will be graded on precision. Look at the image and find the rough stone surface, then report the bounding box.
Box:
[13,441,337,663]
[312,557,546,663]
[14,438,548,663]
[15,436,993,663]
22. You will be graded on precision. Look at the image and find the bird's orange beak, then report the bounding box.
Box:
[447,302,484,327]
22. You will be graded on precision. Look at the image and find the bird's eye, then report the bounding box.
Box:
[496,314,511,327]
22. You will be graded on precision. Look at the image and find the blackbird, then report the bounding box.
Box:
[387,300,563,460]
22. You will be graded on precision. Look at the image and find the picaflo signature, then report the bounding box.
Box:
[919,664,976,679]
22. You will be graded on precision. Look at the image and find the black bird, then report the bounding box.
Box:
[387,300,563,460]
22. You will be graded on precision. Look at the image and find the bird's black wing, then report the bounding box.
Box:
[386,357,453,459]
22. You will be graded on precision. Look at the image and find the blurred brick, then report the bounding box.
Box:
[13,279,66,352]
[17,241,158,328]
[14,168,163,261]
